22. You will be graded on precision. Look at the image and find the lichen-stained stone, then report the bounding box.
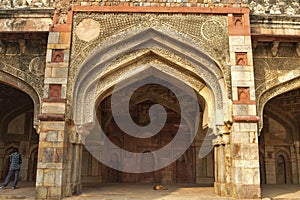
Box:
[49,186,62,198]
[36,186,48,199]
[42,102,66,114]
[0,18,53,32]
[43,169,56,186]
[42,148,55,163]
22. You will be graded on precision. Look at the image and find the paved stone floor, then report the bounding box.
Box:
[0,182,299,199]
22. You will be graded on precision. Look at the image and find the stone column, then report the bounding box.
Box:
[213,133,230,197]
[294,141,300,183]
[264,146,276,184]
[290,143,298,183]
[35,9,73,199]
[228,11,261,198]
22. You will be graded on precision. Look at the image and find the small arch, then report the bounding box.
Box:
[275,149,292,184]
[28,147,38,181]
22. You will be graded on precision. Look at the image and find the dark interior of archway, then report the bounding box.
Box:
[93,83,202,184]
[259,87,300,184]
[0,82,38,181]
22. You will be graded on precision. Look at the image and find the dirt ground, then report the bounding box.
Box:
[0,182,299,200]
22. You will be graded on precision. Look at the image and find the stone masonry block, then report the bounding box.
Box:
[59,32,71,44]
[49,186,62,198]
[244,36,252,46]
[42,148,54,163]
[43,169,56,186]
[36,169,44,186]
[64,50,70,62]
[232,184,260,199]
[45,67,52,78]
[231,71,253,81]
[55,170,63,187]
[44,77,68,84]
[36,186,48,199]
[51,67,68,78]
[48,32,59,44]
[233,104,256,116]
[40,121,65,132]
[42,102,65,114]
[242,168,260,185]
[229,36,245,46]
[230,45,252,53]
[46,131,58,142]
[46,49,52,63]
[232,144,259,160]
[38,162,63,170]
[232,159,259,168]
[232,80,255,87]
[39,141,54,148]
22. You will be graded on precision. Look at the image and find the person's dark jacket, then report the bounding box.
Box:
[9,152,22,170]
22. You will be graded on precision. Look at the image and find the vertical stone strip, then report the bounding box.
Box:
[36,10,73,200]
[228,11,261,198]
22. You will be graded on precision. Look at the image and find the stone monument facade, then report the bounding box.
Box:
[0,0,300,199]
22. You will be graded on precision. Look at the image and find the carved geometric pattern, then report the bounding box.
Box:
[238,87,250,101]
[69,13,230,106]
[233,14,243,27]
[51,50,64,62]
[49,84,62,99]
[235,52,247,66]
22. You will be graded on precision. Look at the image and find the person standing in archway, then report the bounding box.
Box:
[0,148,22,189]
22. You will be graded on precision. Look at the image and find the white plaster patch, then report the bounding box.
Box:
[75,19,100,42]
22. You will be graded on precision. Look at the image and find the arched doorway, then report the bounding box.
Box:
[259,88,299,184]
[72,26,228,195]
[0,82,39,182]
[81,82,215,185]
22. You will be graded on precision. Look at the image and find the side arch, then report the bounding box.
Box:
[0,71,41,130]
[257,75,300,133]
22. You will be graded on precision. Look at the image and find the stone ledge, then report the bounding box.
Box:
[38,114,65,121]
[233,115,260,123]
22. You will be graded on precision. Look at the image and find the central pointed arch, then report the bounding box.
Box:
[72,27,229,135]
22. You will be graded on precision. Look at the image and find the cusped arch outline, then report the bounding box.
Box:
[257,75,300,132]
[0,70,41,130]
[72,27,229,136]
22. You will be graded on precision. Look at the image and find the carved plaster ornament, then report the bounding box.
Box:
[296,43,300,57]
[286,5,296,15]
[271,41,279,57]
[29,57,45,77]
[270,4,281,14]
[254,4,266,14]
[0,0,10,8]
[14,0,26,7]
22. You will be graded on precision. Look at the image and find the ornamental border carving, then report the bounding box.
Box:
[68,13,230,106]
[257,76,300,132]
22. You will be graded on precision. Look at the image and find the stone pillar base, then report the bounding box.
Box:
[214,182,226,196]
[231,184,261,199]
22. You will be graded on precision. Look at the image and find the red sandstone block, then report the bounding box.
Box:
[233,115,260,123]
[59,32,71,44]
[51,24,72,32]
